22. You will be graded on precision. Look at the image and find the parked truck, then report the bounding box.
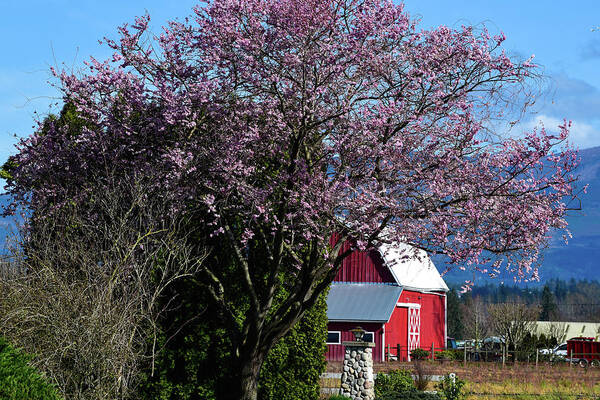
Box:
[567,337,600,367]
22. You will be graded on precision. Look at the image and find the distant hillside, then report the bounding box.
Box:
[443,145,600,285]
[537,145,600,281]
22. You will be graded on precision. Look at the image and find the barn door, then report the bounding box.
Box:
[407,306,420,360]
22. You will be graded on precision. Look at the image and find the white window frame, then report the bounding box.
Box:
[326,331,341,344]
[362,331,375,343]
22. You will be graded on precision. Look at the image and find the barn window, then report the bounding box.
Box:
[327,331,341,344]
[363,332,375,343]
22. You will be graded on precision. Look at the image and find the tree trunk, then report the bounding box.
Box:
[222,345,265,400]
[239,355,262,400]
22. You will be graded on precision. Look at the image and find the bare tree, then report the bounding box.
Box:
[0,180,206,400]
[545,321,568,344]
[461,296,489,346]
[488,302,540,354]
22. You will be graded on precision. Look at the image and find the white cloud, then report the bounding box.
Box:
[519,114,600,150]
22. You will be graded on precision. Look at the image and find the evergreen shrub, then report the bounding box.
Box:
[435,350,460,361]
[258,289,328,400]
[139,284,328,400]
[375,369,415,398]
[410,348,429,360]
[436,374,465,400]
[377,391,441,400]
[0,337,62,400]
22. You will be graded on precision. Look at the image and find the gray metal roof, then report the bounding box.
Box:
[326,283,403,322]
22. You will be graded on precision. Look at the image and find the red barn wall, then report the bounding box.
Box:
[383,290,446,360]
[330,234,395,283]
[326,322,385,362]
[418,292,445,352]
[383,304,408,360]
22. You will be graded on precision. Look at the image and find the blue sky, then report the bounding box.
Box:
[403,0,600,150]
[1,0,599,168]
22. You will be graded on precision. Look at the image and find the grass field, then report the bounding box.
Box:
[323,361,600,399]
[463,377,600,399]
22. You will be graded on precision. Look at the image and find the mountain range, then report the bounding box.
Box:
[443,145,600,285]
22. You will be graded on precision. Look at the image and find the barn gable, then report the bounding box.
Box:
[331,238,448,290]
[333,247,396,283]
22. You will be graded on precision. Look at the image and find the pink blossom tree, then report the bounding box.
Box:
[5,0,580,398]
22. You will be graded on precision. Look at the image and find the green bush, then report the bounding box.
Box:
[377,391,441,400]
[0,337,62,400]
[138,281,328,400]
[328,395,349,400]
[436,374,465,400]
[435,350,462,361]
[258,288,328,400]
[375,369,415,398]
[135,277,232,400]
[410,348,430,360]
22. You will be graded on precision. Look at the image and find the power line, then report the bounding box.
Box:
[469,301,600,307]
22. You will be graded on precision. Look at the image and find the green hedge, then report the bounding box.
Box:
[0,337,62,400]
[138,281,328,400]
[377,392,441,400]
[258,289,328,400]
[375,370,415,398]
[410,348,430,360]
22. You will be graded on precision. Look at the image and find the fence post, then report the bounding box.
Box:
[502,344,505,368]
[535,350,538,368]
[431,343,435,361]
[397,344,401,361]
[570,349,573,369]
[463,343,467,367]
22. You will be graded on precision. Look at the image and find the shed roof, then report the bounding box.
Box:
[533,321,600,341]
[326,283,402,322]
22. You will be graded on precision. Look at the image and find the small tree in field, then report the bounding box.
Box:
[461,296,489,347]
[488,302,540,357]
[5,0,581,399]
[544,321,567,345]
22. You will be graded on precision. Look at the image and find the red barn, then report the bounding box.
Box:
[325,242,448,362]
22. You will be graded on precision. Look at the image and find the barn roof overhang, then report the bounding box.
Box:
[326,283,403,323]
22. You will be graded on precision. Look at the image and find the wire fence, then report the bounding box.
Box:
[465,393,600,399]
[385,343,600,368]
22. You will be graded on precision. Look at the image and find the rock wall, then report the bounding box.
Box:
[340,341,375,400]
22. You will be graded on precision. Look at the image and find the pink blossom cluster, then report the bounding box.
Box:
[6,0,580,282]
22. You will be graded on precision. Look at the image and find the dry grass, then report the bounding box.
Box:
[324,361,600,399]
[464,378,600,399]
[436,362,600,398]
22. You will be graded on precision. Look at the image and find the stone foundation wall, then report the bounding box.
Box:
[340,341,375,400]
